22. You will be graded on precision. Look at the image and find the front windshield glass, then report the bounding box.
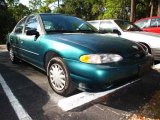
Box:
[40,14,97,33]
[114,20,142,32]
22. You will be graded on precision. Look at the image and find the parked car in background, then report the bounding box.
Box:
[88,19,160,61]
[134,16,160,34]
[6,14,153,96]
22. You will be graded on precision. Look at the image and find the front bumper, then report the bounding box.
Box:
[64,55,153,91]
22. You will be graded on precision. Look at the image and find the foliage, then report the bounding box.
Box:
[29,0,42,13]
[55,0,106,20]
[8,3,31,21]
[1,0,160,44]
[136,0,153,19]
[29,0,56,13]
[103,0,130,20]
[0,6,15,44]
[0,0,31,44]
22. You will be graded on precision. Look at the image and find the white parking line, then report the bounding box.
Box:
[58,79,140,111]
[0,74,32,120]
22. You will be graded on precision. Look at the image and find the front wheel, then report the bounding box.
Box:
[47,57,75,96]
[9,47,19,64]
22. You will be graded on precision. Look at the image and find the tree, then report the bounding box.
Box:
[0,0,31,44]
[29,0,56,13]
[8,3,31,21]
[29,0,42,13]
[38,0,56,13]
[0,0,7,9]
[103,0,130,20]
[130,0,136,22]
[56,0,106,20]
[0,0,16,44]
[150,0,154,17]
[157,0,160,16]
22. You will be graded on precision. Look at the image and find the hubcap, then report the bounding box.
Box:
[49,63,66,91]
[9,48,14,61]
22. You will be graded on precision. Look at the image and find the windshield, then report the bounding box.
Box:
[114,20,142,32]
[40,14,97,33]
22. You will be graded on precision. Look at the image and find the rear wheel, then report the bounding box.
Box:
[47,57,75,96]
[9,47,19,64]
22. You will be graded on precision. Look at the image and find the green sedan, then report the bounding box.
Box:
[6,13,153,96]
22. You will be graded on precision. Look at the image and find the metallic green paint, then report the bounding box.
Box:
[7,14,153,91]
[64,55,152,90]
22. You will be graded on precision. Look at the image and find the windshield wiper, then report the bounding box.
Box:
[75,29,97,33]
[46,30,74,33]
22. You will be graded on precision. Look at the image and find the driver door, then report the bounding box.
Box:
[19,15,41,66]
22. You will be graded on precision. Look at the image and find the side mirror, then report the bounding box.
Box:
[113,29,121,35]
[26,29,39,36]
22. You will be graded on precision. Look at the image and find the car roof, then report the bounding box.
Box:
[29,13,73,18]
[38,13,62,15]
[135,16,160,22]
[88,19,128,22]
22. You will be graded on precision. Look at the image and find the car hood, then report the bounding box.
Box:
[47,33,144,57]
[121,31,160,48]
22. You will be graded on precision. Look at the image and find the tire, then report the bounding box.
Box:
[9,47,19,64]
[47,57,75,96]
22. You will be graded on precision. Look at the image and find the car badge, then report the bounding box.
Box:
[132,45,139,50]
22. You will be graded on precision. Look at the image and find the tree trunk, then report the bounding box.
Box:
[158,0,160,16]
[150,0,154,17]
[130,0,136,22]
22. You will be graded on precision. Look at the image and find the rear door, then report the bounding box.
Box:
[9,17,27,58]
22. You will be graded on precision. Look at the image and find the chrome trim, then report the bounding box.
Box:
[13,46,39,56]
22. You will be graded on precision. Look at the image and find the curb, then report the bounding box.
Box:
[0,45,6,48]
[0,45,7,51]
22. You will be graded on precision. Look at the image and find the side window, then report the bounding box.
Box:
[157,18,160,26]
[99,21,117,33]
[25,16,38,32]
[150,18,158,27]
[14,17,27,34]
[150,18,160,27]
[135,19,149,28]
[89,21,99,29]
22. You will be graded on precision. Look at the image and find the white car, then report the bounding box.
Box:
[88,19,160,61]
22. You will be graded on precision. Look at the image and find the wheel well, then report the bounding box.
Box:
[44,51,61,70]
[139,42,152,54]
[7,43,10,51]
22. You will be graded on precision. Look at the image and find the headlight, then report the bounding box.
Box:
[80,54,123,64]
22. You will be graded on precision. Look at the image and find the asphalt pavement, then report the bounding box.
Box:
[0,45,160,120]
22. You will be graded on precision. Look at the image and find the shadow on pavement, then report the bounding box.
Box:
[0,63,50,120]
[99,69,160,112]
[1,51,160,118]
[69,69,160,114]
